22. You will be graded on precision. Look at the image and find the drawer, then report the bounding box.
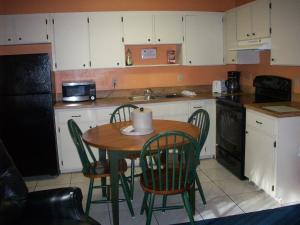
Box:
[56,109,96,124]
[246,109,275,136]
[139,102,189,117]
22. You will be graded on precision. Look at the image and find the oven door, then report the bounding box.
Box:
[216,100,246,179]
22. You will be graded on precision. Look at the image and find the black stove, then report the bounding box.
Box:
[216,75,292,179]
[216,94,255,106]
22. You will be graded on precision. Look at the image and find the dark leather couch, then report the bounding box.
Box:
[0,139,100,225]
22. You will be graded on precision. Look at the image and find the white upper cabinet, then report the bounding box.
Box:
[52,13,90,71]
[0,14,49,45]
[122,12,183,45]
[223,9,238,64]
[184,13,223,65]
[271,0,300,66]
[0,15,14,45]
[237,0,270,41]
[122,12,153,44]
[89,12,124,68]
[14,14,50,44]
[154,13,183,44]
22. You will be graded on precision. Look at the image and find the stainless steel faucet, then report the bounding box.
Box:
[144,88,153,100]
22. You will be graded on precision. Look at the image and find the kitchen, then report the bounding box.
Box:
[1,0,300,225]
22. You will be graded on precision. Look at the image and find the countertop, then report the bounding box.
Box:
[245,102,300,118]
[54,92,218,110]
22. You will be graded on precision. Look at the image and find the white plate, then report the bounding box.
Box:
[120,127,154,136]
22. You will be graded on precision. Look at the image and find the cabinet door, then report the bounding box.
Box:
[184,13,223,65]
[89,12,124,68]
[14,14,49,44]
[58,122,96,172]
[252,0,270,39]
[52,13,90,71]
[122,13,153,44]
[223,9,238,64]
[236,3,252,40]
[189,100,215,158]
[245,126,275,196]
[271,0,300,66]
[55,109,98,172]
[0,15,15,45]
[154,13,183,44]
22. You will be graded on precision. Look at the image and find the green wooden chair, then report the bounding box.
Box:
[187,109,210,205]
[110,104,139,199]
[139,131,200,225]
[67,119,134,216]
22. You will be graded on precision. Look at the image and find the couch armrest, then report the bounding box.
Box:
[26,187,86,221]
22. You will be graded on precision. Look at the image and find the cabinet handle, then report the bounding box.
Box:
[256,120,263,125]
[193,106,203,109]
[89,126,92,128]
[245,130,248,134]
[189,60,192,64]
[271,58,275,62]
[232,59,235,62]
[252,32,255,36]
[7,38,11,41]
[147,38,151,42]
[71,115,81,118]
[158,38,161,42]
[117,62,119,66]
[83,64,86,67]
[18,37,22,40]
[246,33,250,37]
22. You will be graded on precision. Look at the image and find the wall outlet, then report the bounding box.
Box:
[112,79,117,88]
[177,73,184,81]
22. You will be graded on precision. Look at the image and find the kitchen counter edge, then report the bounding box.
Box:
[245,102,300,118]
[54,93,217,110]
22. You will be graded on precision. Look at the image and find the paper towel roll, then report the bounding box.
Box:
[131,107,153,132]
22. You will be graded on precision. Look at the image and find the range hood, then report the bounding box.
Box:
[229,38,271,51]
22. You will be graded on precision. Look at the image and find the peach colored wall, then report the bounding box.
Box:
[0,0,235,14]
[54,65,235,93]
[238,51,300,93]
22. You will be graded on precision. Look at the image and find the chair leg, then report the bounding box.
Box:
[140,192,149,215]
[120,174,135,217]
[162,195,167,212]
[101,177,107,198]
[86,178,94,215]
[130,159,135,200]
[146,193,155,225]
[181,192,195,225]
[195,175,206,205]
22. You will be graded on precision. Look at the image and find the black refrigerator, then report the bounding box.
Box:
[0,53,59,177]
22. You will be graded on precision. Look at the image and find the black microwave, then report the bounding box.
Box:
[62,80,96,102]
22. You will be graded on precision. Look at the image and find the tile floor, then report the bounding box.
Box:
[25,159,286,225]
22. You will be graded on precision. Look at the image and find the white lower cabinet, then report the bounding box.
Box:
[245,109,300,204]
[189,100,216,158]
[55,99,216,172]
[55,108,97,173]
[138,101,189,122]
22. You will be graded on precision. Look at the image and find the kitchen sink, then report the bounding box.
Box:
[164,93,184,98]
[128,95,156,101]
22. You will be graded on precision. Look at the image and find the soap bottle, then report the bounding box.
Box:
[126,49,133,66]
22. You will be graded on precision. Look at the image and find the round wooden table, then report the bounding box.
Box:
[83,119,200,225]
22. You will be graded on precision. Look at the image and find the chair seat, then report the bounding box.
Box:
[84,159,128,178]
[140,168,192,195]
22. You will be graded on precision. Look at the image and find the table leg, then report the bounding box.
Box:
[109,151,120,225]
